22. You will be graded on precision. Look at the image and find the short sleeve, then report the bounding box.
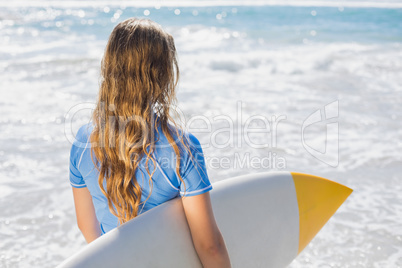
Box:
[179,133,212,197]
[69,143,87,188]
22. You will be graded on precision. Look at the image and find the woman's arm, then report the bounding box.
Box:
[181,192,231,268]
[72,187,102,243]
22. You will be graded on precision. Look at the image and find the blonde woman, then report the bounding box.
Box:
[68,18,231,267]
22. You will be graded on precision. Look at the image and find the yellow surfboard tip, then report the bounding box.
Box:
[291,172,353,254]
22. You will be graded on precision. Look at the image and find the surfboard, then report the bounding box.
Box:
[58,172,352,268]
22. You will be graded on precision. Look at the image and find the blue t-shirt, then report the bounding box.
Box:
[69,121,212,234]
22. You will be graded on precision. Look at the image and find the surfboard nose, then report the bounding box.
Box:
[291,172,353,254]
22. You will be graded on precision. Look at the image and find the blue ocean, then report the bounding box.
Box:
[0,1,401,267]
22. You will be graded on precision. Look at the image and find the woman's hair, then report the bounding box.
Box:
[90,18,185,224]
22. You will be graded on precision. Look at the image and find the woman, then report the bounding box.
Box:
[68,18,231,267]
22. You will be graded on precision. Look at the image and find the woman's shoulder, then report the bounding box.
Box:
[72,122,94,149]
[161,124,202,149]
[69,123,94,167]
[182,131,203,152]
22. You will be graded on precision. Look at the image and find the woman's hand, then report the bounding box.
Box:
[72,187,102,243]
[182,192,231,268]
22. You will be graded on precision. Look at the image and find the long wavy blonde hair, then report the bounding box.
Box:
[90,18,185,224]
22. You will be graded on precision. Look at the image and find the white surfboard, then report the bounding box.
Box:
[58,172,352,268]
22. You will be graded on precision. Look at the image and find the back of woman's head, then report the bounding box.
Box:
[101,18,178,119]
[91,18,184,223]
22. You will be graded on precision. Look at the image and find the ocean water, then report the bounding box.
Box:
[0,1,401,267]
